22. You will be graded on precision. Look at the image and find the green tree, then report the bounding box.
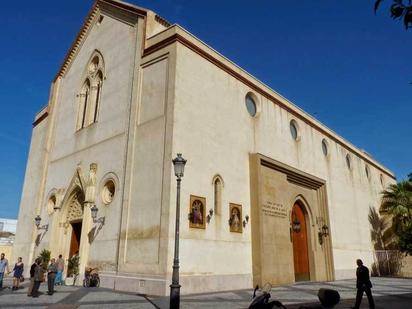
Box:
[37,249,51,271]
[375,0,412,29]
[67,255,80,278]
[368,206,397,250]
[381,176,412,254]
[398,221,412,253]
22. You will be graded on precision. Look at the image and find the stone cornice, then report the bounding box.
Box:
[258,154,325,190]
[142,26,395,179]
[52,0,154,83]
[33,104,49,127]
[53,1,99,82]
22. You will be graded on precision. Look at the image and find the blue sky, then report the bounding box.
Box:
[1,0,411,219]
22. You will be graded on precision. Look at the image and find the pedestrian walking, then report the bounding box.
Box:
[351,259,375,309]
[47,258,57,295]
[27,260,37,296]
[0,253,9,290]
[11,257,24,290]
[31,259,43,298]
[55,254,64,285]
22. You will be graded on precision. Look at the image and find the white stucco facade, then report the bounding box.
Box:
[14,0,396,296]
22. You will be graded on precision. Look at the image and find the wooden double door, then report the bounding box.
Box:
[292,203,310,281]
[69,221,82,258]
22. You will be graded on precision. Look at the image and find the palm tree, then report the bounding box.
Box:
[375,0,412,29]
[381,180,412,236]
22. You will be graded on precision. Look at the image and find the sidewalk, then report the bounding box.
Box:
[150,277,412,309]
[0,277,411,308]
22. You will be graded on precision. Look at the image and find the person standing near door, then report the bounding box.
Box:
[47,258,57,295]
[351,259,375,309]
[55,254,64,285]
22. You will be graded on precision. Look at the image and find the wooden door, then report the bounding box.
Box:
[69,222,82,257]
[292,203,310,281]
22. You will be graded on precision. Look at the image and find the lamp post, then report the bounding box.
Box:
[170,153,187,309]
[34,215,49,232]
[90,204,105,224]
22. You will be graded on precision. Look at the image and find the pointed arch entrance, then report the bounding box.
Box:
[291,202,310,281]
[66,189,85,258]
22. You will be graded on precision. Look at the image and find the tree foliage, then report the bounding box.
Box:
[398,221,412,253]
[375,0,412,29]
[381,175,412,255]
[368,206,398,250]
[37,249,51,271]
[68,255,80,277]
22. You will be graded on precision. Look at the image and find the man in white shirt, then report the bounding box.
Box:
[0,253,9,290]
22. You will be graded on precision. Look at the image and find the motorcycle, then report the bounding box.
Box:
[249,284,340,309]
[83,267,100,287]
[249,283,287,309]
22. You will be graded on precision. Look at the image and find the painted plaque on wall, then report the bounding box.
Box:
[189,195,206,229]
[229,203,242,233]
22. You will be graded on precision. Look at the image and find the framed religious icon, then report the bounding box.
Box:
[229,203,242,233]
[189,195,206,229]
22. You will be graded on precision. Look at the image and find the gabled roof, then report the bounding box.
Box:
[53,0,170,82]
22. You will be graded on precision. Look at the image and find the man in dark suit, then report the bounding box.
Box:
[351,259,375,309]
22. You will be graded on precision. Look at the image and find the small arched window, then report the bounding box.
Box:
[212,175,224,215]
[76,51,105,130]
[77,79,90,130]
[93,70,103,123]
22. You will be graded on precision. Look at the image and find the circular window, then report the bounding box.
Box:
[346,154,352,169]
[290,120,298,140]
[245,94,257,117]
[47,195,56,215]
[321,139,328,156]
[365,165,370,179]
[101,180,115,205]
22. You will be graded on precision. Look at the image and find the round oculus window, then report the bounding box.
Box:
[322,139,328,156]
[290,121,298,140]
[245,95,257,117]
[101,180,115,205]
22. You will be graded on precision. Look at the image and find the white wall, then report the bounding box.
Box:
[172,39,394,283]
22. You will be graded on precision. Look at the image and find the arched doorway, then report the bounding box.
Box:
[66,190,85,259]
[291,202,310,281]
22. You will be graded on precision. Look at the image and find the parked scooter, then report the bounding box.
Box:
[83,267,100,287]
[249,284,287,309]
[249,284,340,309]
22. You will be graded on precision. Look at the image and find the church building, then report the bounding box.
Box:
[14,0,395,296]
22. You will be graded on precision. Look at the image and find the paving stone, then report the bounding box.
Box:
[1,277,412,308]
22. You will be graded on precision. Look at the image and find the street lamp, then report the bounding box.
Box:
[34,215,48,232]
[90,204,105,224]
[318,224,329,245]
[170,153,187,309]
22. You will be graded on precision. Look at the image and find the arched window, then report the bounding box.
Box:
[76,51,104,130]
[77,79,90,130]
[212,175,224,215]
[93,70,103,123]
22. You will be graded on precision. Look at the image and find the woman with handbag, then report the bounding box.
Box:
[11,257,24,291]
